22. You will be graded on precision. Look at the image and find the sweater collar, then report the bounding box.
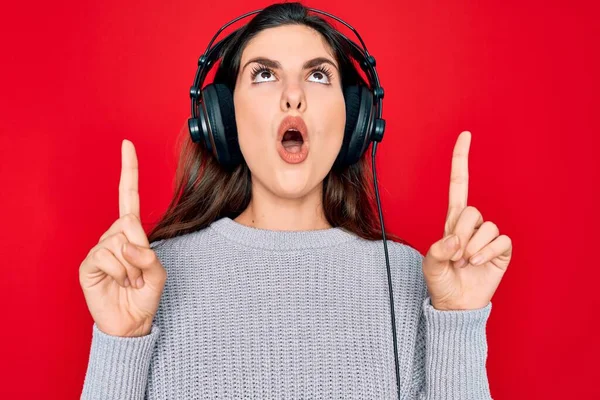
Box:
[208,217,358,251]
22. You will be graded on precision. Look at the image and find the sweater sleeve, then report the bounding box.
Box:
[80,322,160,400]
[406,249,493,400]
[412,295,493,400]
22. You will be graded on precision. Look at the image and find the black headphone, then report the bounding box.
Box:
[187,7,386,170]
[187,7,401,399]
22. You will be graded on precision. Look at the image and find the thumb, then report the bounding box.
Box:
[122,242,165,279]
[425,234,461,267]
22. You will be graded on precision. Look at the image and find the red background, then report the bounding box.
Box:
[1,0,598,398]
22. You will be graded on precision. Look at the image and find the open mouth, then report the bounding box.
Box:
[276,116,309,164]
[281,129,304,154]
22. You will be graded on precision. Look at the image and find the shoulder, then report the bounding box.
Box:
[352,236,425,276]
[353,236,424,268]
[351,236,428,298]
[386,240,425,284]
[387,239,424,266]
[148,224,215,258]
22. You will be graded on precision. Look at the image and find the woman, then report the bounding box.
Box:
[80,2,512,399]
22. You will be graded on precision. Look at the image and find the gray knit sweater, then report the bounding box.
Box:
[81,217,493,399]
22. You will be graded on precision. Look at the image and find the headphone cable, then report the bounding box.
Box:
[371,141,401,400]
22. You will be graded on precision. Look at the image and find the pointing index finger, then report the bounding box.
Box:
[445,131,471,236]
[119,139,140,219]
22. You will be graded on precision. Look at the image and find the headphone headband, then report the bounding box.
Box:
[189,7,385,141]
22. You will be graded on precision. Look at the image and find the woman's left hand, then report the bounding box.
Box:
[422,131,513,311]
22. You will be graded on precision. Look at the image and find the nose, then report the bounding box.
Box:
[280,83,307,112]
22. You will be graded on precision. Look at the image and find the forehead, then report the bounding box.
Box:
[240,24,336,65]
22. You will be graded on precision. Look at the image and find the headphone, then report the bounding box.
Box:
[187,7,400,399]
[187,7,385,170]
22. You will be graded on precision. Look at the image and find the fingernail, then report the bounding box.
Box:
[123,243,136,257]
[136,276,145,288]
[124,277,131,287]
[471,255,484,265]
[444,235,459,250]
[455,258,467,268]
[455,248,464,260]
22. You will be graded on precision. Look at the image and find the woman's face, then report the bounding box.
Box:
[233,24,346,199]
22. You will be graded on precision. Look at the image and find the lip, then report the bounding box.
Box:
[276,115,310,164]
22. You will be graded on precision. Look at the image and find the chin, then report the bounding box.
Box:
[271,168,316,199]
[247,151,336,199]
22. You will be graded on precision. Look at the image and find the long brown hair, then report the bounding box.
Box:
[147,2,410,247]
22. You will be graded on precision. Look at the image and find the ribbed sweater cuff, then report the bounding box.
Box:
[421,296,492,400]
[81,322,160,400]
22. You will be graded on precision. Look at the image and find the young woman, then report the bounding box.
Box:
[79,2,512,399]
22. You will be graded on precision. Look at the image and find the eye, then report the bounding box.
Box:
[250,65,276,83]
[307,65,333,85]
[249,63,334,85]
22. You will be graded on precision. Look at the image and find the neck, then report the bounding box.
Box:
[234,178,330,231]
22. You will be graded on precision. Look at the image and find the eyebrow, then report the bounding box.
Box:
[241,56,339,74]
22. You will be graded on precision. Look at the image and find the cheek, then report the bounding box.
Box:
[233,91,274,161]
[316,92,346,150]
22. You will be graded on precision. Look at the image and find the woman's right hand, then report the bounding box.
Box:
[79,139,167,337]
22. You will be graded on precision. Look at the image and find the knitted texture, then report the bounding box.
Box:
[81,217,493,399]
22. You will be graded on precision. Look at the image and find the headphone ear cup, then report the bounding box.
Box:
[335,85,374,168]
[202,83,241,168]
[334,85,361,169]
